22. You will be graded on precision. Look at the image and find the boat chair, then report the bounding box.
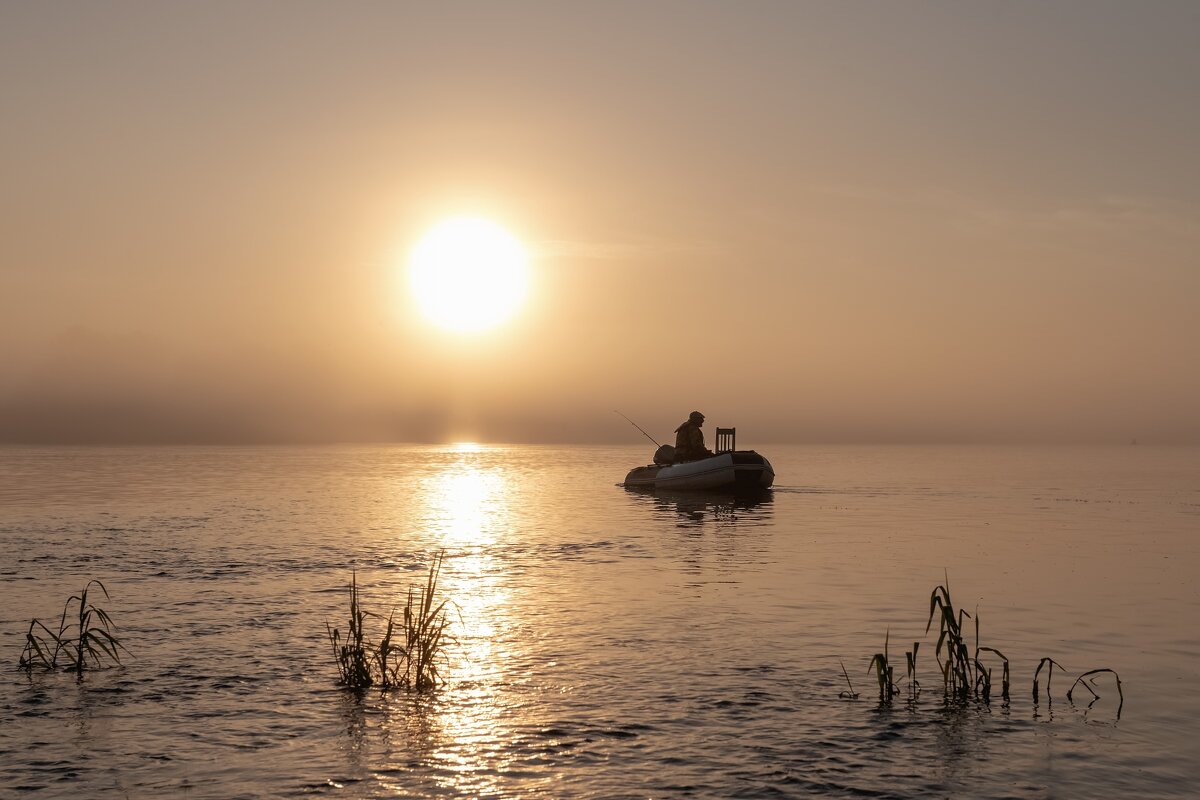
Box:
[715,427,736,454]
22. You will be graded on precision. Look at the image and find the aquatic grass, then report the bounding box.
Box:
[327,551,452,692]
[1067,668,1124,718]
[838,659,859,699]
[976,645,1010,703]
[1032,657,1066,704]
[903,641,921,701]
[327,572,374,688]
[402,550,450,691]
[865,631,923,703]
[843,578,1123,718]
[1034,660,1123,719]
[925,583,1010,704]
[868,630,899,703]
[925,580,973,701]
[18,580,127,676]
[373,606,405,688]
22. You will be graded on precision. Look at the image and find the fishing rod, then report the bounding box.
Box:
[613,410,662,448]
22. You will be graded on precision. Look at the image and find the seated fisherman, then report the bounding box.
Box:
[674,411,714,462]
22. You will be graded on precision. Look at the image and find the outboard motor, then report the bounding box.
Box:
[653,444,675,465]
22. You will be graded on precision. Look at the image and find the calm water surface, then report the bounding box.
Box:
[1,444,1198,798]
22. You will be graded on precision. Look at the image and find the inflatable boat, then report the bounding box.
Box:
[623,450,775,492]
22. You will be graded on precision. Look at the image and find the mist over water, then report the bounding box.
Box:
[2,444,1197,798]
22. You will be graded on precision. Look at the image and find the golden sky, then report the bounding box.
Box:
[2,1,1198,444]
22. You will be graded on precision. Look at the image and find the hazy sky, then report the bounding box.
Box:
[3,1,1198,444]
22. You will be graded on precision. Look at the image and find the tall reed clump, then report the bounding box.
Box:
[926,581,1011,703]
[402,551,451,691]
[327,573,374,688]
[845,576,1123,717]
[19,580,128,676]
[327,551,452,692]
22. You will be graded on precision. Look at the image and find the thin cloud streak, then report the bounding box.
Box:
[532,238,719,261]
[810,183,1200,238]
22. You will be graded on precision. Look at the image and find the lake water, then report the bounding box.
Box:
[1,444,1197,798]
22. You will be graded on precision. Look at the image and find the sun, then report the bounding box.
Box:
[408,216,530,333]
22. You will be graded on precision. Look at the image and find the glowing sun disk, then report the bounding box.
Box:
[408,216,529,332]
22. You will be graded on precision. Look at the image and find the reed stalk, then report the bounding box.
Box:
[977,646,1010,702]
[1067,668,1124,718]
[19,580,127,676]
[905,641,921,700]
[868,629,898,703]
[838,659,859,699]
[1032,657,1065,704]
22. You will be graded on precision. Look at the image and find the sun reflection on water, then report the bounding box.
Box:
[378,445,536,796]
[419,446,510,546]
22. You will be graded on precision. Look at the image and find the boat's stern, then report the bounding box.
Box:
[731,450,775,489]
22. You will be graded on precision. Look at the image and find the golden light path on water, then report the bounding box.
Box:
[380,442,527,796]
[424,447,502,545]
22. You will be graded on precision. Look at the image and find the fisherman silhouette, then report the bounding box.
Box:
[673,411,714,462]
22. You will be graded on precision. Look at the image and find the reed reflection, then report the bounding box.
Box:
[335,690,369,765]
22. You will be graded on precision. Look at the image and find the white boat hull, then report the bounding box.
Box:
[623,451,775,492]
